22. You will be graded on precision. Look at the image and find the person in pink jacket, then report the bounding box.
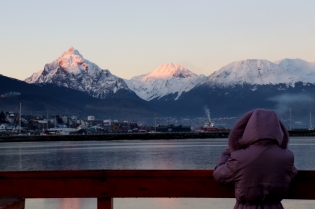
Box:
[213,109,297,209]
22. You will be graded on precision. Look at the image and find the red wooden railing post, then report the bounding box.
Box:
[97,198,113,209]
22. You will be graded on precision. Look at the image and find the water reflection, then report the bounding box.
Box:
[25,198,315,209]
[0,139,229,171]
[26,198,96,209]
[1,138,315,171]
[59,198,82,209]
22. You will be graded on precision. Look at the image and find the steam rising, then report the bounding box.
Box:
[268,94,313,114]
[204,106,211,122]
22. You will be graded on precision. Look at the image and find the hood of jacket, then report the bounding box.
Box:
[228,109,289,151]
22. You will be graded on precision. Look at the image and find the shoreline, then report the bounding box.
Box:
[0,130,314,143]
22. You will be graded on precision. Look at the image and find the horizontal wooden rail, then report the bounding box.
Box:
[0,170,314,209]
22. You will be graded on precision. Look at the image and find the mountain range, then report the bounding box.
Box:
[2,47,315,125]
[204,58,315,87]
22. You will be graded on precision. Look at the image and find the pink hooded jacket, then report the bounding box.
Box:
[213,109,297,209]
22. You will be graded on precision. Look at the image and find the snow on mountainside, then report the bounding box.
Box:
[125,63,206,101]
[25,47,130,99]
[275,58,315,77]
[204,59,315,87]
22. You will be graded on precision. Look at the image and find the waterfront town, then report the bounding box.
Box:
[1,109,314,138]
[0,110,219,136]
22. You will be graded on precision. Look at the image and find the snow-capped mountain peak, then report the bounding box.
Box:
[146,63,194,79]
[25,47,130,99]
[125,63,206,101]
[204,58,315,87]
[275,58,315,74]
[55,46,95,75]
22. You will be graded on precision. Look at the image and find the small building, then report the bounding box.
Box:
[103,119,112,125]
[87,116,95,121]
[110,122,139,133]
[0,124,13,131]
[60,116,77,126]
[71,116,77,122]
[5,112,18,124]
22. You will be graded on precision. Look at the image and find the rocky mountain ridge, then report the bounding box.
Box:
[25,47,132,99]
[203,58,315,87]
[125,63,206,101]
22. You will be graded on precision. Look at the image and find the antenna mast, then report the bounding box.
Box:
[310,112,313,130]
[154,114,156,132]
[19,103,21,133]
[289,108,292,131]
[47,111,48,130]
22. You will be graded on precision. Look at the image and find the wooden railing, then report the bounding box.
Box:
[0,170,314,209]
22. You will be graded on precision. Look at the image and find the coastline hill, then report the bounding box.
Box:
[0,74,155,120]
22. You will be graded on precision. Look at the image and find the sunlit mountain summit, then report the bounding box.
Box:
[203,58,315,87]
[125,63,206,101]
[25,47,131,99]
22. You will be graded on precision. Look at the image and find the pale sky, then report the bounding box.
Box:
[1,0,315,80]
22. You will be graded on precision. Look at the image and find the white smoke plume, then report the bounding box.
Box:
[268,94,313,114]
[204,106,211,122]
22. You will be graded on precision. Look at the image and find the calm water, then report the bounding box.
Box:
[0,137,314,209]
